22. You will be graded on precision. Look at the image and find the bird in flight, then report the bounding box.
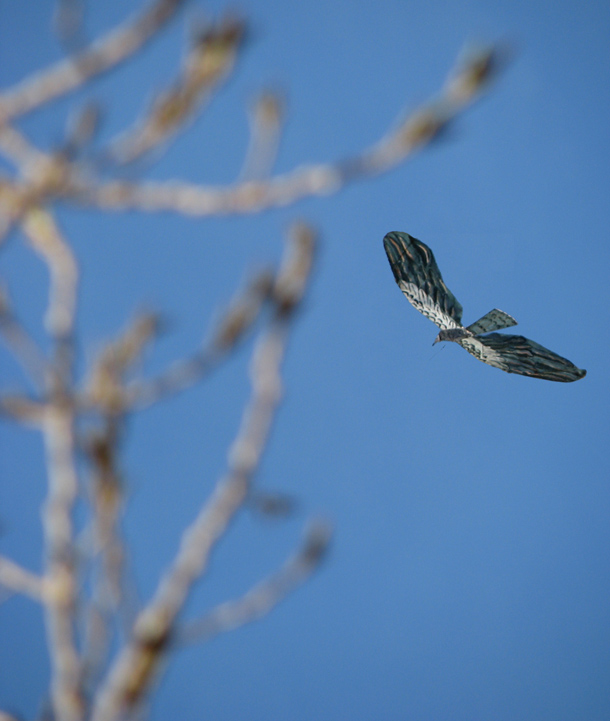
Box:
[383,231,586,382]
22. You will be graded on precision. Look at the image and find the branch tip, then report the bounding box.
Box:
[274,222,317,314]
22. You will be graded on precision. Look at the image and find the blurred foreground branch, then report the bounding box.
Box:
[178,519,332,645]
[0,0,186,124]
[71,46,501,215]
[89,223,325,721]
[0,5,506,721]
[0,33,501,227]
[0,555,45,601]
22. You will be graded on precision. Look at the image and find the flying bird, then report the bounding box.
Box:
[383,231,586,382]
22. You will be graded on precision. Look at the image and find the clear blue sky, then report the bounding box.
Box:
[1,1,609,720]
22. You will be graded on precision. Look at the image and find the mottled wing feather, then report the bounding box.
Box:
[459,333,586,383]
[383,231,463,330]
[466,309,517,335]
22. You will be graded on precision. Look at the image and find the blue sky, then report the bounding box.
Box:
[1,1,609,720]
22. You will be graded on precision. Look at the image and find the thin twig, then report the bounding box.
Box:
[0,0,186,124]
[84,312,160,414]
[0,395,45,425]
[177,519,331,645]
[0,555,45,601]
[0,286,51,390]
[0,125,78,210]
[120,269,273,410]
[21,208,77,340]
[0,204,16,249]
[106,16,245,164]
[0,711,20,721]
[53,0,88,53]
[0,178,31,248]
[89,223,316,721]
[239,90,285,181]
[0,125,48,171]
[63,102,103,159]
[80,415,130,698]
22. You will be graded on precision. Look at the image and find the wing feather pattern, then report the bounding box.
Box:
[383,231,463,330]
[459,333,586,382]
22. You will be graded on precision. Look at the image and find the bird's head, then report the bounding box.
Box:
[433,328,472,345]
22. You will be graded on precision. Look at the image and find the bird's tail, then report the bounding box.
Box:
[466,308,517,335]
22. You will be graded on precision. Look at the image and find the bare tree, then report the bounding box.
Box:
[0,2,500,720]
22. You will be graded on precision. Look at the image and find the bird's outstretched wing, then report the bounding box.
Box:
[383,231,463,330]
[458,333,586,382]
[467,309,517,335]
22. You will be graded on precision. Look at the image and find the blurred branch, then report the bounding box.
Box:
[70,46,501,216]
[239,90,285,180]
[0,285,50,390]
[41,402,84,721]
[0,395,46,425]
[248,489,296,518]
[85,312,160,413]
[77,315,161,694]
[106,16,246,164]
[53,0,87,53]
[0,711,20,721]
[0,0,186,124]
[0,8,510,719]
[89,222,316,721]
[63,102,103,159]
[80,416,130,697]
[0,125,48,171]
[119,269,273,411]
[177,519,331,645]
[0,182,20,248]
[21,206,84,721]
[0,555,45,601]
[21,208,78,387]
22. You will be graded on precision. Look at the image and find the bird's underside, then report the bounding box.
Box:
[383,231,586,382]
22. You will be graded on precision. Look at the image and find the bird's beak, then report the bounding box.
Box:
[432,336,440,346]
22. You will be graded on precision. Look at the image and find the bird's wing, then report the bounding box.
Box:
[466,309,517,335]
[458,333,586,382]
[383,231,463,330]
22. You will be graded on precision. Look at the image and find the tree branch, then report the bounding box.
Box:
[0,555,45,601]
[238,90,285,181]
[0,711,20,721]
[89,222,316,721]
[19,207,84,721]
[80,414,132,698]
[105,16,246,164]
[0,125,48,171]
[120,269,273,411]
[0,0,186,124]
[177,519,331,645]
[41,402,84,721]
[21,208,78,388]
[69,47,500,217]
[0,286,51,391]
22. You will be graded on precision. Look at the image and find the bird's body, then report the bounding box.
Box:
[383,231,586,382]
[434,327,474,344]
